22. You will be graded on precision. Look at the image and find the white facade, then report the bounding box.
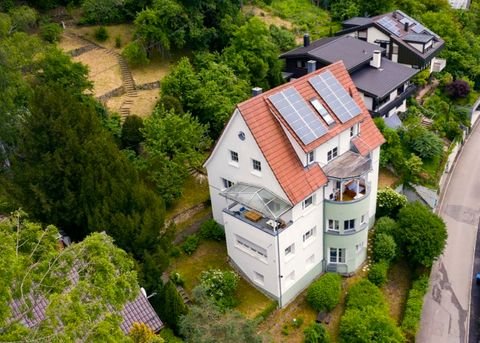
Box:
[205,105,381,307]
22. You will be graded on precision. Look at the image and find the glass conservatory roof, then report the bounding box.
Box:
[220,183,292,219]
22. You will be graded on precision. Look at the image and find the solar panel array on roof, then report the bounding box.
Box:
[377,16,400,36]
[309,71,361,124]
[412,23,426,33]
[268,87,328,145]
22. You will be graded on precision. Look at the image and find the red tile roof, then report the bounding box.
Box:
[237,61,384,204]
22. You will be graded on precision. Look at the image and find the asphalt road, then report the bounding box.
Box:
[417,123,480,343]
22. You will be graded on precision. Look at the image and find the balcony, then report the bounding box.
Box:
[371,84,417,118]
[431,57,446,73]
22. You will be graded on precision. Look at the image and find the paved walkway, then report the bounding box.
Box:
[417,122,480,342]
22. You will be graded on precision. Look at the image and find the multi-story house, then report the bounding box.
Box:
[204,62,384,307]
[336,10,446,73]
[281,35,418,119]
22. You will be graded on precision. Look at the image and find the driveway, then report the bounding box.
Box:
[417,124,480,343]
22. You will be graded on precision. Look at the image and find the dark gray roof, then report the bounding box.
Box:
[323,151,371,179]
[343,17,373,27]
[351,58,418,98]
[280,37,337,58]
[281,36,384,72]
[403,33,433,43]
[384,113,403,129]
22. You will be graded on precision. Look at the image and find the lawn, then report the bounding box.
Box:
[166,175,210,221]
[169,240,274,319]
[66,24,135,52]
[131,50,185,86]
[262,0,340,38]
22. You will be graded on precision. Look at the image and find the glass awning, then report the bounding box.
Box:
[220,183,292,219]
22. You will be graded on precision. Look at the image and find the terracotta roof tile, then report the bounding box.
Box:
[237,61,384,204]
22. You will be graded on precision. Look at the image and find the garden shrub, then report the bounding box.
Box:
[292,316,304,328]
[373,233,396,262]
[304,322,330,343]
[181,234,199,255]
[401,276,429,340]
[368,261,389,287]
[446,79,470,98]
[307,273,342,312]
[199,269,239,309]
[94,26,109,42]
[40,23,63,43]
[340,308,404,343]
[170,271,185,287]
[376,188,407,218]
[409,129,443,160]
[122,41,149,67]
[115,35,122,48]
[346,279,386,311]
[200,219,225,241]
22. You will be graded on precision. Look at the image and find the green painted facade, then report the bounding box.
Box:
[323,190,371,274]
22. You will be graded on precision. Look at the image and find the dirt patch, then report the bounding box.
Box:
[105,88,159,117]
[67,24,135,53]
[379,168,400,189]
[383,260,412,324]
[57,34,86,52]
[73,49,122,97]
[131,54,174,85]
[243,5,294,29]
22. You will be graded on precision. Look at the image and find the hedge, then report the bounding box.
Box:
[307,273,342,312]
[401,276,429,340]
[373,233,397,262]
[368,261,389,287]
[346,279,387,311]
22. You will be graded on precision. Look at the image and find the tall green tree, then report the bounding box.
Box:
[10,84,166,258]
[0,213,139,342]
[161,281,188,334]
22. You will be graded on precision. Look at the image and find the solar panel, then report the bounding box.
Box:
[412,24,425,33]
[377,16,400,36]
[268,87,328,145]
[309,71,361,124]
[310,99,335,125]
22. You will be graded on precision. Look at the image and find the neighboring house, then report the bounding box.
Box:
[336,10,446,73]
[204,61,384,307]
[280,35,418,118]
[9,284,164,335]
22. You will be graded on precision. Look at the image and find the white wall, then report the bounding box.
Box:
[223,212,280,298]
[361,93,374,111]
[408,42,424,53]
[277,197,324,295]
[315,129,352,167]
[366,27,390,45]
[205,110,290,224]
[368,147,381,224]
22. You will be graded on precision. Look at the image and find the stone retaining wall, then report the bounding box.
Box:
[97,86,125,102]
[136,81,160,90]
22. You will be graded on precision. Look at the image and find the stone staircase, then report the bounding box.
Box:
[63,31,138,118]
[176,285,191,305]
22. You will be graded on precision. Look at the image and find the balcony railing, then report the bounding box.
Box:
[371,84,417,118]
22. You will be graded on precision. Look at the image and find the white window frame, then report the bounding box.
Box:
[329,247,346,263]
[252,159,262,172]
[328,219,339,232]
[285,243,295,256]
[253,271,264,285]
[327,147,338,162]
[344,219,355,231]
[221,178,234,190]
[307,150,315,164]
[303,226,316,243]
[230,150,239,162]
[302,194,315,209]
[236,235,267,261]
[361,213,367,225]
[356,242,365,253]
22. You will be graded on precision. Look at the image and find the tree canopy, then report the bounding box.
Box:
[0,213,139,342]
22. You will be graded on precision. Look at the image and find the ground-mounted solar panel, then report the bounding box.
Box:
[377,16,400,36]
[268,87,328,145]
[308,71,361,124]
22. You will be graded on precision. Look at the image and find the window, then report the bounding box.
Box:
[254,271,264,285]
[285,270,295,285]
[344,219,355,231]
[285,243,295,256]
[303,227,316,242]
[361,214,367,225]
[392,44,399,54]
[329,248,346,263]
[296,60,303,68]
[350,126,355,137]
[327,147,338,161]
[307,151,315,164]
[222,178,234,189]
[230,150,239,162]
[328,219,339,232]
[306,254,315,267]
[252,159,262,172]
[302,195,315,209]
[310,99,335,125]
[236,235,267,260]
[356,242,365,253]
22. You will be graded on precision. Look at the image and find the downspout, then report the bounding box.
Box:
[276,228,283,307]
[323,185,327,272]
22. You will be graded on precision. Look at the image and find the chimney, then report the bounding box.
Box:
[404,22,409,32]
[303,33,310,47]
[307,60,316,74]
[252,87,262,97]
[370,50,381,69]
